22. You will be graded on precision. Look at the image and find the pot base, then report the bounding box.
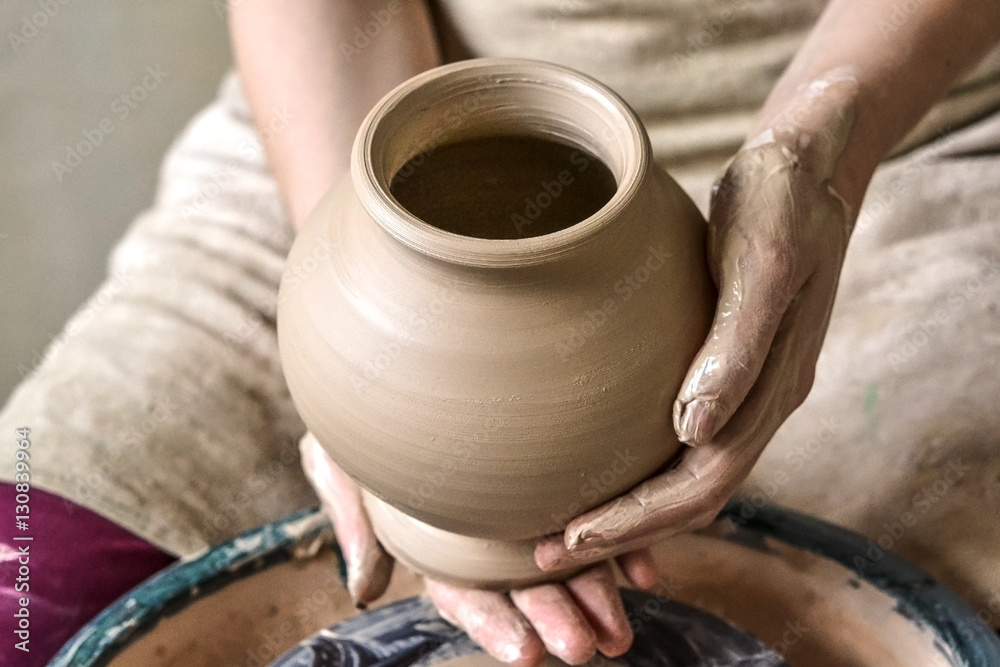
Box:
[363,491,580,589]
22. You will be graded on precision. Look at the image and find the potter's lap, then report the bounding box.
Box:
[743,110,1000,613]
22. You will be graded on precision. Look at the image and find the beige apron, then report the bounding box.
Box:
[434,0,1000,207]
[1,0,998,616]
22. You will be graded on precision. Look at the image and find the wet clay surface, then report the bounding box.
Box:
[389,135,617,240]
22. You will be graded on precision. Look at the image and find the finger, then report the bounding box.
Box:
[563,563,634,658]
[615,548,659,592]
[535,519,678,572]
[544,275,834,568]
[300,433,393,606]
[673,265,794,446]
[510,584,598,665]
[426,580,546,667]
[675,151,806,446]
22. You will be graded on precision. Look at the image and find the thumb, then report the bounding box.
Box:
[300,433,394,606]
[674,144,808,446]
[673,253,795,446]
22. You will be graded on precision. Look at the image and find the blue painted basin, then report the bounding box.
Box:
[51,501,1000,666]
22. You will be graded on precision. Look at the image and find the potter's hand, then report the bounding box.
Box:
[536,78,859,571]
[301,434,659,666]
[300,432,395,604]
[425,551,658,666]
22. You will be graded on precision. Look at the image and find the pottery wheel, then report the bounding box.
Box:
[270,589,787,666]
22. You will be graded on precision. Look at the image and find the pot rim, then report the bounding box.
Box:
[351,57,651,268]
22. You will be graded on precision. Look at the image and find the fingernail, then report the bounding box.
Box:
[345,542,365,605]
[436,605,460,627]
[534,536,567,571]
[566,499,640,550]
[676,399,716,445]
[346,569,362,605]
[497,644,523,663]
[566,524,593,549]
[566,523,604,551]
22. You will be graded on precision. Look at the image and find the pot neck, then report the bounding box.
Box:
[350,58,651,269]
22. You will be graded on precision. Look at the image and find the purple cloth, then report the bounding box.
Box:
[1,483,175,664]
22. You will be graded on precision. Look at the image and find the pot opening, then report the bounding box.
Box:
[354,59,649,267]
[389,134,618,240]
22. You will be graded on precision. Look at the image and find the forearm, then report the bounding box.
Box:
[229,0,441,230]
[753,0,1000,210]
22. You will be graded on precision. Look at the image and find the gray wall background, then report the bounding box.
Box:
[1,1,232,402]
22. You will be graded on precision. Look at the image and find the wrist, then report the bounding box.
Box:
[747,68,873,217]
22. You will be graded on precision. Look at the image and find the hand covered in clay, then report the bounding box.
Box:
[300,432,661,666]
[536,77,860,572]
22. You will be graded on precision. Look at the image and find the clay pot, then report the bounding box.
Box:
[277,58,714,588]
